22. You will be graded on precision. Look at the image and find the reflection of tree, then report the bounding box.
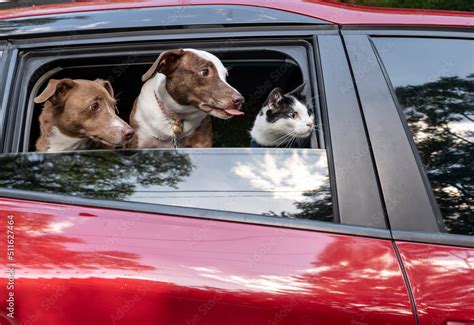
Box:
[292,184,332,222]
[0,150,193,200]
[396,75,473,235]
[264,183,333,222]
[292,237,414,321]
[12,212,155,271]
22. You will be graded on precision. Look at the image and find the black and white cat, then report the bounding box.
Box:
[250,84,314,147]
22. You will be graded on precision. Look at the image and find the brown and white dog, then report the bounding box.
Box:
[35,78,134,152]
[129,49,244,148]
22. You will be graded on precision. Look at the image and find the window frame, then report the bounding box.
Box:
[19,40,316,152]
[343,28,474,247]
[0,19,388,238]
[0,41,18,153]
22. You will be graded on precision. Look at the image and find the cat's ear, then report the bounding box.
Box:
[288,82,307,100]
[264,88,284,109]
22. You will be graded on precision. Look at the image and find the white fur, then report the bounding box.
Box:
[134,49,230,147]
[185,48,238,88]
[250,97,313,146]
[47,127,88,152]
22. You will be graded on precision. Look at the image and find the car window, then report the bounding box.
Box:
[2,43,334,224]
[0,148,333,221]
[374,37,473,236]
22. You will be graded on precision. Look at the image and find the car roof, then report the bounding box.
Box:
[0,0,473,27]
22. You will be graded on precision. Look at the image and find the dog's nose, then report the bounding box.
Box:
[121,127,135,141]
[232,94,244,106]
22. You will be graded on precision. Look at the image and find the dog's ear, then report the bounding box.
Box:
[95,79,114,98]
[34,78,75,104]
[142,49,185,82]
[264,88,284,110]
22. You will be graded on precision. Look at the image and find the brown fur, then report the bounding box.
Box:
[184,117,213,148]
[130,49,243,149]
[35,78,133,152]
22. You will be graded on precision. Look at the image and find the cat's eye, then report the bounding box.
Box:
[89,102,100,112]
[290,111,299,119]
[200,68,209,77]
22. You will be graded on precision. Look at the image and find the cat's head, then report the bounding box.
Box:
[260,84,314,139]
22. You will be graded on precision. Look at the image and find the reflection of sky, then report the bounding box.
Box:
[376,37,474,143]
[374,38,473,87]
[128,148,330,216]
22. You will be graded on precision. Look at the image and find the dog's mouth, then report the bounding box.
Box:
[199,104,244,119]
[89,135,130,147]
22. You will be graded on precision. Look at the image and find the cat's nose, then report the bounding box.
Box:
[306,122,314,128]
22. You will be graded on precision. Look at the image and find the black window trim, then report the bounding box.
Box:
[0,27,388,239]
[316,34,386,230]
[0,44,17,153]
[0,187,391,240]
[343,28,474,248]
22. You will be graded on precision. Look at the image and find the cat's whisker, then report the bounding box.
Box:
[287,135,298,148]
[274,132,295,147]
[279,131,298,149]
[275,135,292,148]
[275,132,295,148]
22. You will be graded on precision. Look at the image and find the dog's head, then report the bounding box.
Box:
[35,78,134,147]
[142,49,244,120]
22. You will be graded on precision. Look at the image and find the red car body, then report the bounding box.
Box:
[0,1,473,324]
[0,0,473,26]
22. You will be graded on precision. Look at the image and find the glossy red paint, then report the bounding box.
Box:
[396,241,474,325]
[0,198,415,324]
[0,0,473,27]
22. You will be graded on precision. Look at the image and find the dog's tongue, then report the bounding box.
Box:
[225,109,244,116]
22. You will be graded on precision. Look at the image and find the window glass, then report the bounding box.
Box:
[374,38,473,236]
[0,149,333,222]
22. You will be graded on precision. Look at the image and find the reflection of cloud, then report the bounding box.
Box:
[44,221,75,234]
[185,265,313,294]
[449,117,474,142]
[442,185,462,197]
[79,22,108,29]
[188,266,222,274]
[25,220,74,236]
[14,26,52,33]
[200,273,312,294]
[233,151,328,200]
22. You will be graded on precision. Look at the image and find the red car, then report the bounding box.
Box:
[0,1,472,324]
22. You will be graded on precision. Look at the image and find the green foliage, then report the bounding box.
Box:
[338,0,474,11]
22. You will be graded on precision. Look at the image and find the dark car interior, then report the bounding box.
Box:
[27,49,306,151]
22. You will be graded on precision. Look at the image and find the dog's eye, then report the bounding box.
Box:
[200,68,209,77]
[89,102,100,112]
[290,111,298,119]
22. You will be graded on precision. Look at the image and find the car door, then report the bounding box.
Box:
[344,29,474,324]
[0,5,415,324]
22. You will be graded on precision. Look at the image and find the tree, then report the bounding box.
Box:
[337,0,474,11]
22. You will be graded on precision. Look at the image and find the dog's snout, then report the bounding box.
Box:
[121,126,135,141]
[232,94,244,106]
